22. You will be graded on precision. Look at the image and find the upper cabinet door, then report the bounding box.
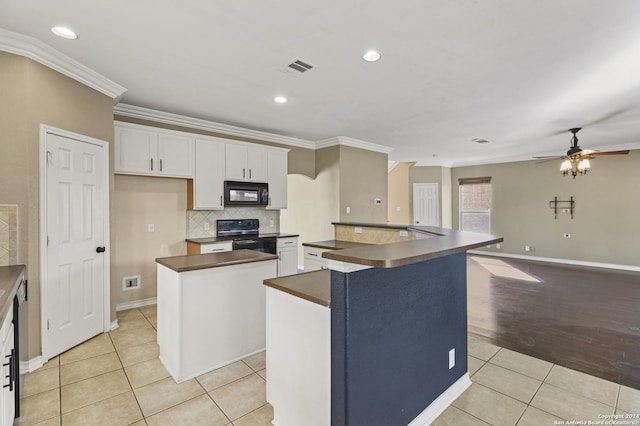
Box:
[267,150,288,210]
[246,147,268,182]
[115,127,157,175]
[157,133,194,178]
[225,144,248,180]
[193,139,225,210]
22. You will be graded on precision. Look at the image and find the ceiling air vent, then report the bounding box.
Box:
[288,59,313,73]
[281,58,316,76]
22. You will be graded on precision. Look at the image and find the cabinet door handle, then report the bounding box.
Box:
[268,196,271,206]
[309,253,318,257]
[243,168,246,178]
[160,159,163,172]
[220,195,223,206]
[249,169,252,179]
[150,158,154,171]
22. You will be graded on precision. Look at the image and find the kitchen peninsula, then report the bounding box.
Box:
[156,250,277,382]
[265,224,502,426]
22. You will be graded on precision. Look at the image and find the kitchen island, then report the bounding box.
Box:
[265,225,502,426]
[156,250,277,382]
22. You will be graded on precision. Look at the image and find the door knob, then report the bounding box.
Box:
[96,246,106,253]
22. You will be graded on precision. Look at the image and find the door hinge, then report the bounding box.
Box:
[47,236,50,246]
[47,320,50,330]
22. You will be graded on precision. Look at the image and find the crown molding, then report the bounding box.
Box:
[114,103,316,150]
[316,136,394,154]
[0,28,127,100]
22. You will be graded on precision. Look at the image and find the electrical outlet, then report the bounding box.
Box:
[346,206,351,214]
[396,206,401,212]
[449,348,455,369]
[399,230,409,237]
[204,222,210,231]
[123,275,140,291]
[496,243,501,249]
[525,245,531,252]
[148,224,155,233]
[354,227,363,234]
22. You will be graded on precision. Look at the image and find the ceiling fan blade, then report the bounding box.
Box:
[588,150,630,157]
[535,158,561,164]
[547,107,633,136]
[533,155,563,159]
[582,108,631,127]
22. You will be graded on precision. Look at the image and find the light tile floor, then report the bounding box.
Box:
[17,306,640,426]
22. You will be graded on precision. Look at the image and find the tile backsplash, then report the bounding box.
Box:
[187,208,280,238]
[0,205,18,267]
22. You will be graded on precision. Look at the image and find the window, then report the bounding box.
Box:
[459,177,492,234]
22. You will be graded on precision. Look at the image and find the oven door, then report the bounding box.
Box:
[233,239,265,252]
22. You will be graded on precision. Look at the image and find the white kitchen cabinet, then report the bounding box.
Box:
[304,246,330,271]
[157,133,195,177]
[115,122,194,178]
[225,144,268,182]
[199,241,233,254]
[267,150,288,210]
[277,237,298,277]
[157,258,276,382]
[266,286,330,426]
[192,138,225,210]
[0,305,15,426]
[115,125,156,175]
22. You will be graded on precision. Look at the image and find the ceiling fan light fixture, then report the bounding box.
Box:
[578,158,591,172]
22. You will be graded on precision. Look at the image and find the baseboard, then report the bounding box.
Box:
[116,297,157,312]
[408,373,472,426]
[21,356,44,374]
[468,250,640,272]
[110,320,119,331]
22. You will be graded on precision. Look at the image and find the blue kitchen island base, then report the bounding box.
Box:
[331,252,470,426]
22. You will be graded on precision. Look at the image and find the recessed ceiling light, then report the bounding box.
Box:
[362,50,381,62]
[273,96,288,104]
[51,26,77,40]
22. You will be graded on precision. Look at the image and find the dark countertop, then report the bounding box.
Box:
[264,270,330,307]
[156,250,278,272]
[324,225,502,268]
[302,240,372,250]
[186,233,299,245]
[0,265,25,322]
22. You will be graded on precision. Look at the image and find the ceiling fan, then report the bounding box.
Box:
[534,128,630,178]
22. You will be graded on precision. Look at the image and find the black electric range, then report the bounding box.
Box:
[216,219,277,254]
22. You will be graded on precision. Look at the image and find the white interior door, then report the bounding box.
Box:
[413,183,439,226]
[42,128,109,360]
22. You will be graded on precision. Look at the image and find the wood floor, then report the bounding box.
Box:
[467,254,640,390]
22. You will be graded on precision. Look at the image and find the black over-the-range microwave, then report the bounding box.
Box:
[224,181,269,206]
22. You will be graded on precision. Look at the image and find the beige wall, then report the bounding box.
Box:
[114,116,316,178]
[280,145,388,265]
[388,162,414,224]
[112,176,187,304]
[0,52,114,359]
[452,151,640,266]
[339,146,388,223]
